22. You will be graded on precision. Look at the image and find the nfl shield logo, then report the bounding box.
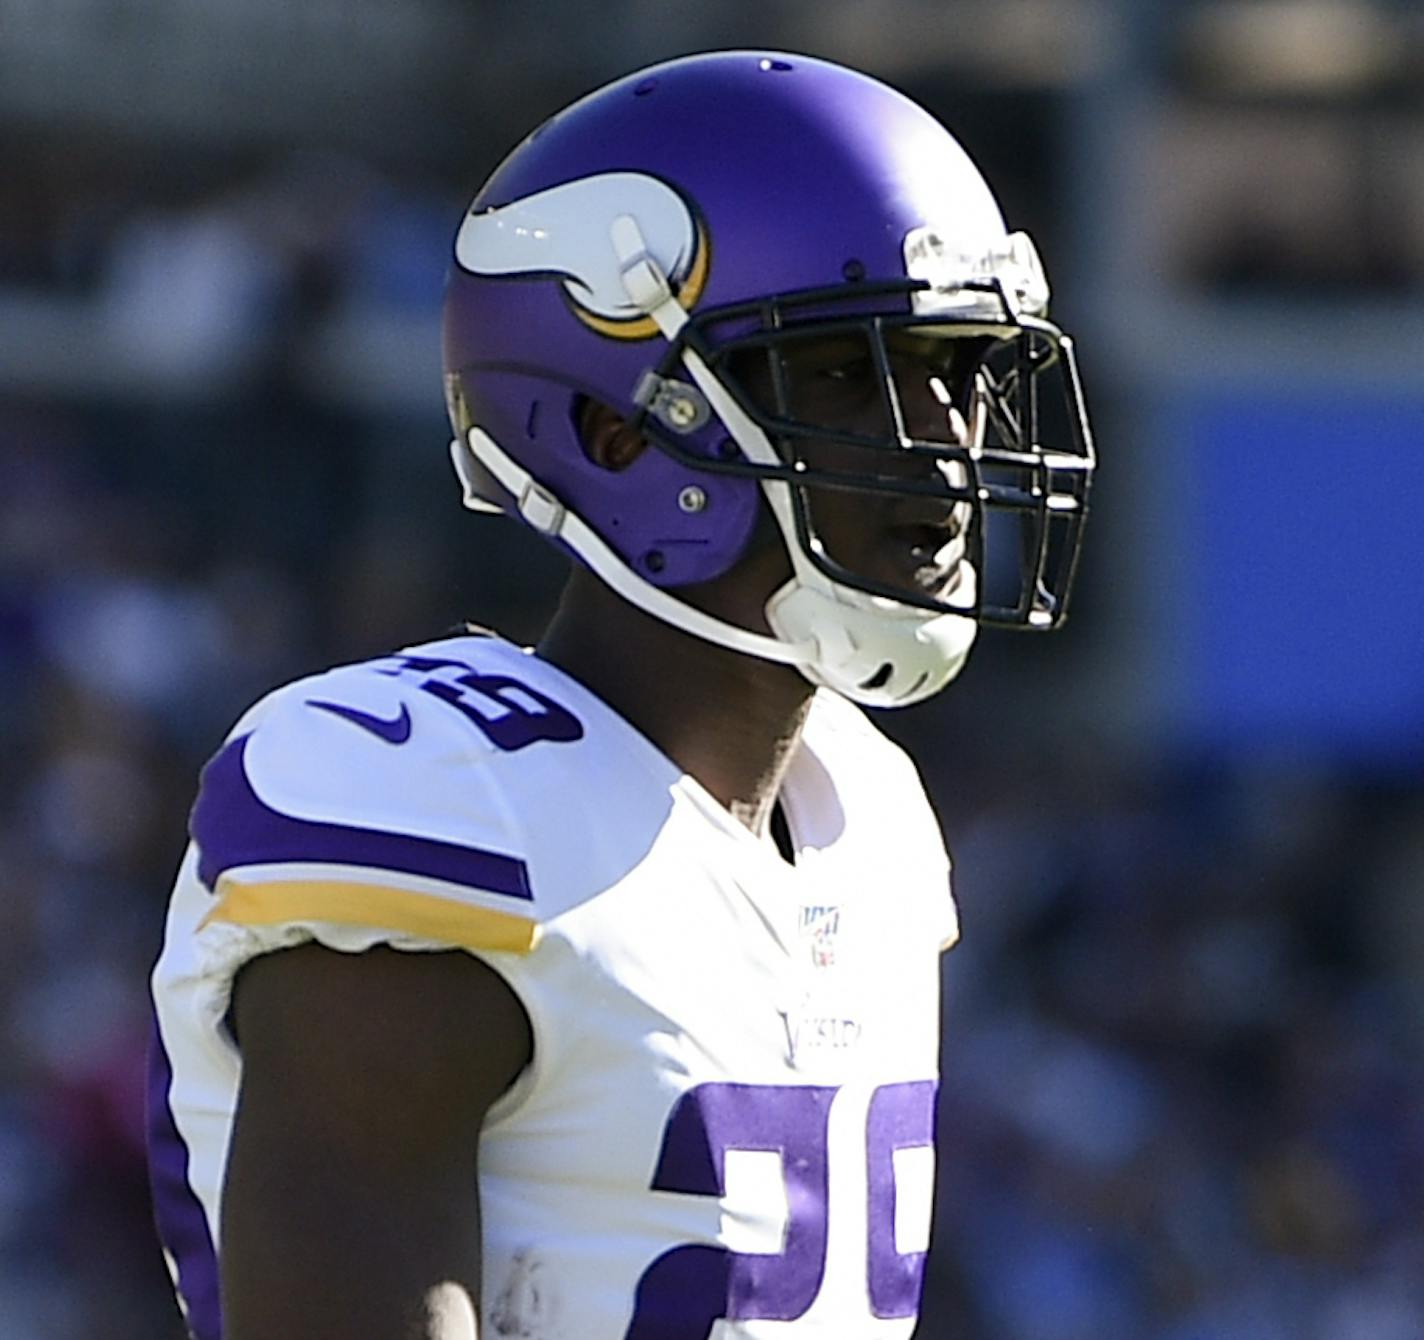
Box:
[799,904,841,968]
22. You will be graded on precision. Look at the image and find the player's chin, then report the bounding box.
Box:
[874,532,972,607]
[917,560,972,606]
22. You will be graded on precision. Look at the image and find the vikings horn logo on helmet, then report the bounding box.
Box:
[453,172,710,340]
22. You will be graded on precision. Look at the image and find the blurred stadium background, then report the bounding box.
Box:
[2,1,1422,1336]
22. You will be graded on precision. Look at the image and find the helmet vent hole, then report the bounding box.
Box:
[644,550,666,574]
[842,258,866,282]
[859,663,894,691]
[759,58,794,73]
[634,78,658,97]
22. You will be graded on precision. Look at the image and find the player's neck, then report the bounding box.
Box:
[537,571,814,837]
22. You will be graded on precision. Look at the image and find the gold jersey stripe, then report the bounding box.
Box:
[199,877,541,955]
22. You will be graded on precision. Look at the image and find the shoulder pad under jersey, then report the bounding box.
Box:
[188,636,594,957]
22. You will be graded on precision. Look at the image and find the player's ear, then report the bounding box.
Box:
[577,397,648,472]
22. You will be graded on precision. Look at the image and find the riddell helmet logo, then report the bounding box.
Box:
[454,171,710,340]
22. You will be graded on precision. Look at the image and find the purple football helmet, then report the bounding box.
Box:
[443,50,1094,706]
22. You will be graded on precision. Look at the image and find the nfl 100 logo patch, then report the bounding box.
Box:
[799,904,841,968]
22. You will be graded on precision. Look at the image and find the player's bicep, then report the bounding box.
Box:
[221,943,531,1340]
[230,943,530,1160]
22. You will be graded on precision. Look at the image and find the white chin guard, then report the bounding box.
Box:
[765,571,978,709]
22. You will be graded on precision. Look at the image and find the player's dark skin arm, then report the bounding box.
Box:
[222,943,532,1340]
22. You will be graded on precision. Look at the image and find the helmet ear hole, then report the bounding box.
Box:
[575,395,648,473]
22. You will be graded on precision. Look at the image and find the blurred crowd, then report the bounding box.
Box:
[919,733,1424,1338]
[2,72,1422,1340]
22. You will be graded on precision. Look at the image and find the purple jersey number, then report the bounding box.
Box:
[626,1083,835,1338]
[625,1080,936,1338]
[378,654,583,751]
[867,1079,937,1318]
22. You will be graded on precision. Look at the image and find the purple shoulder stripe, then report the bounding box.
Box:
[191,735,532,900]
[146,1013,222,1340]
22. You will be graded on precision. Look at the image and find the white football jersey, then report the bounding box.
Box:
[148,633,958,1340]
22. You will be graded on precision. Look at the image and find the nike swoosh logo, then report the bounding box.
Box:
[306,699,413,745]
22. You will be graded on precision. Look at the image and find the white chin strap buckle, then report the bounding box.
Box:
[518,480,565,535]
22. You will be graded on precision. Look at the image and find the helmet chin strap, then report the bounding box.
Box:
[453,426,815,669]
[612,215,979,708]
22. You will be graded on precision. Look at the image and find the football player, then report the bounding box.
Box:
[148,50,1094,1340]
